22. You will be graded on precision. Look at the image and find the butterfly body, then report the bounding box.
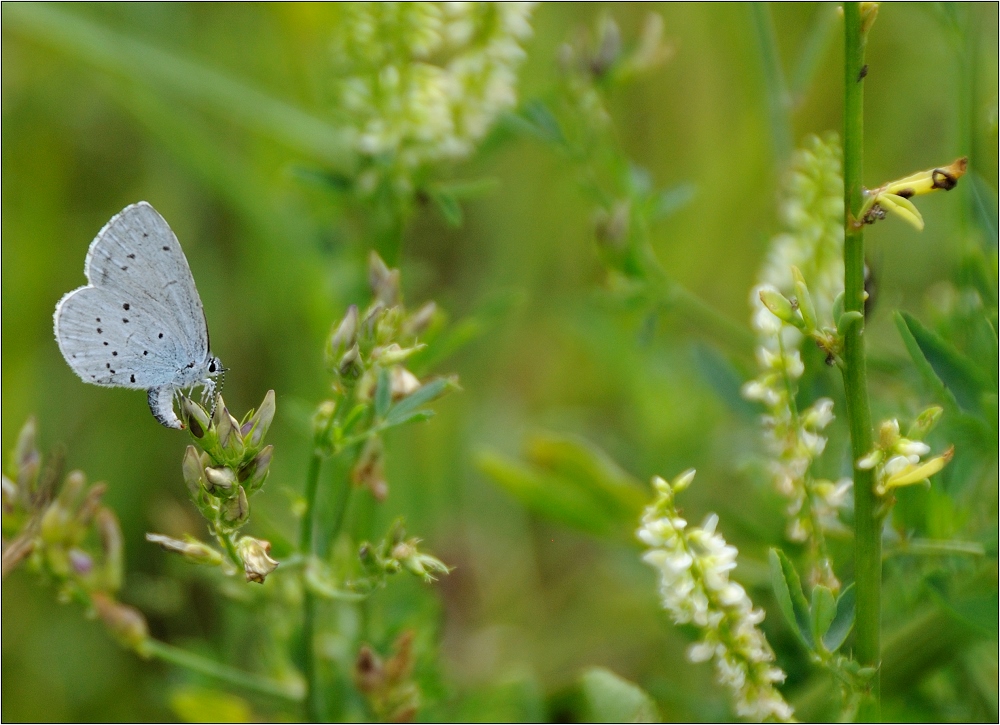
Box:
[54,202,222,429]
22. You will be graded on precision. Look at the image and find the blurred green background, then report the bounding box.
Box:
[2,3,997,722]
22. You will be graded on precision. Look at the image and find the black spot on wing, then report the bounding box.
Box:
[123,303,130,310]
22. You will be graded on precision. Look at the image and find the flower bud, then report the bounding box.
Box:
[217,405,245,459]
[338,343,363,380]
[369,251,400,306]
[375,307,404,346]
[400,548,450,583]
[238,445,273,495]
[146,533,223,566]
[594,201,630,254]
[328,305,359,364]
[790,266,817,332]
[236,536,279,584]
[182,446,206,498]
[221,486,250,527]
[235,390,276,453]
[908,406,943,440]
[878,419,901,449]
[92,592,148,650]
[352,439,388,501]
[758,287,803,329]
[97,507,123,591]
[181,396,213,441]
[355,644,384,694]
[390,367,421,400]
[404,302,437,336]
[13,417,40,493]
[371,343,425,367]
[204,466,237,496]
[672,468,696,492]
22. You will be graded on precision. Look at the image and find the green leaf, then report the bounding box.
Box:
[4,4,352,168]
[769,549,814,650]
[525,434,647,523]
[577,667,659,723]
[475,452,622,538]
[896,311,991,413]
[823,583,856,652]
[428,189,463,227]
[374,368,391,420]
[894,311,957,408]
[383,377,455,428]
[512,100,567,147]
[810,584,837,650]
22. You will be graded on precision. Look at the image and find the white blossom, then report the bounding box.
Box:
[329,3,535,188]
[639,471,795,723]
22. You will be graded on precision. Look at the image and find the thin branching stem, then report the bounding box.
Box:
[142,639,304,702]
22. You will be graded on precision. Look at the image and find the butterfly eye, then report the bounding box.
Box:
[209,361,217,373]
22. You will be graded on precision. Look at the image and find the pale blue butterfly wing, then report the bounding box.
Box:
[54,202,221,428]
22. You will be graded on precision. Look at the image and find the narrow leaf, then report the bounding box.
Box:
[384,378,454,427]
[769,549,814,649]
[476,452,620,538]
[810,584,837,650]
[897,311,991,413]
[823,583,856,652]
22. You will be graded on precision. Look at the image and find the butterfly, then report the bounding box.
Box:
[53,202,223,429]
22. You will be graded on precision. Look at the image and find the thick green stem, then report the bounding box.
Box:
[842,4,881,721]
[141,639,303,702]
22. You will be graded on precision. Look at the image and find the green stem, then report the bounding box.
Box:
[141,639,303,702]
[640,244,756,353]
[299,450,324,722]
[842,5,881,721]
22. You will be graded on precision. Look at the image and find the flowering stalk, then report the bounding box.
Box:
[841,4,880,718]
[743,135,850,589]
[299,251,455,721]
[638,470,794,723]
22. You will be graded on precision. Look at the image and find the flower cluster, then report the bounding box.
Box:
[145,391,278,583]
[358,519,451,588]
[2,418,148,650]
[856,408,953,498]
[638,470,794,723]
[330,2,536,192]
[743,134,850,588]
[316,252,457,502]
